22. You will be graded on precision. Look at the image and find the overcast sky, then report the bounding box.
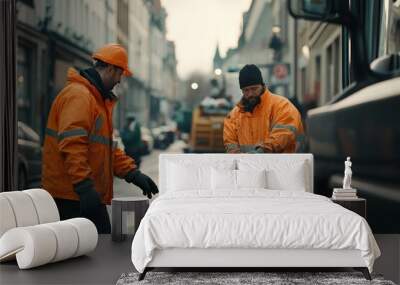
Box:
[161,0,252,79]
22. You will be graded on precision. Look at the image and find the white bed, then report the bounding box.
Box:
[131,154,380,280]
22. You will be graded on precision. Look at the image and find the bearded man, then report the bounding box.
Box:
[223,64,304,153]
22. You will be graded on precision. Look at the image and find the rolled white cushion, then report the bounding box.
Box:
[0,189,98,269]
[23,189,60,223]
[65,218,98,257]
[0,192,39,227]
[0,196,17,237]
[42,221,79,263]
[0,226,57,269]
[0,219,98,269]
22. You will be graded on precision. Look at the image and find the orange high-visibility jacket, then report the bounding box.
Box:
[223,89,305,153]
[42,68,136,204]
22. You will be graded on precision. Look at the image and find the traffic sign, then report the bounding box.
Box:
[273,64,288,79]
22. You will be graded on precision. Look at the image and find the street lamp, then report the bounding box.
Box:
[191,82,199,90]
[214,68,222,76]
[302,45,310,60]
[272,26,281,34]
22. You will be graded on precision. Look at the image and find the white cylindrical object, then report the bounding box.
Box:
[23,189,60,223]
[65,218,98,257]
[1,192,39,227]
[42,221,79,263]
[0,226,57,269]
[0,196,17,237]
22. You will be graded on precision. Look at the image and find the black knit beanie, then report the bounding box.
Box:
[239,64,264,89]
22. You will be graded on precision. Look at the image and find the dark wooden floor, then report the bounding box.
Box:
[0,235,133,285]
[1,234,398,284]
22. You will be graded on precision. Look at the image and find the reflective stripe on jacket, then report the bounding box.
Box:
[223,89,305,153]
[42,68,136,204]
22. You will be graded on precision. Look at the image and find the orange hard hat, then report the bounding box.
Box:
[92,43,133,77]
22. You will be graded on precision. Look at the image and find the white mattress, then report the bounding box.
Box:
[131,190,380,273]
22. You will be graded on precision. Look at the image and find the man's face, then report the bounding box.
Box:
[241,84,264,99]
[240,84,265,112]
[104,65,123,91]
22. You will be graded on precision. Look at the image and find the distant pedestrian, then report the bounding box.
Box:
[121,114,143,168]
[42,43,158,233]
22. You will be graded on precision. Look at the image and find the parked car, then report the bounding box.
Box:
[152,127,169,150]
[161,125,176,145]
[17,121,42,190]
[140,127,154,155]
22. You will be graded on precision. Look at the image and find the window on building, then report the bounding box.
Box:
[65,0,70,35]
[315,55,321,101]
[137,38,142,58]
[16,45,32,125]
[84,5,89,44]
[326,44,333,102]
[324,35,341,103]
[378,0,400,57]
[280,3,289,44]
[117,0,129,37]
[333,37,340,95]
[18,0,34,8]
[301,67,307,101]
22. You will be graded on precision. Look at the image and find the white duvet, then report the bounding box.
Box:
[131,190,380,273]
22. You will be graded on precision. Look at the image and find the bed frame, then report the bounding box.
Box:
[140,248,370,280]
[138,154,371,280]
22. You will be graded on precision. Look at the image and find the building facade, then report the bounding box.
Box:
[216,0,296,103]
[15,0,178,136]
[221,0,274,72]
[123,0,151,127]
[161,40,178,124]
[295,21,342,111]
[16,0,118,137]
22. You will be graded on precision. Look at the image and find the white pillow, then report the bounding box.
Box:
[236,169,267,189]
[167,160,235,192]
[266,166,306,191]
[167,162,210,191]
[211,168,236,190]
[211,169,267,191]
[238,159,307,191]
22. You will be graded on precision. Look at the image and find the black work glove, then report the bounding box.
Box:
[125,170,159,199]
[73,178,102,216]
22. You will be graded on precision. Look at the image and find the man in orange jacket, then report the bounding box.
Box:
[42,44,158,233]
[224,64,305,153]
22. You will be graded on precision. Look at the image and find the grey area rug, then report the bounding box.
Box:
[116,272,396,285]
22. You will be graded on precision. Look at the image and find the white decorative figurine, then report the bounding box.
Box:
[342,157,352,189]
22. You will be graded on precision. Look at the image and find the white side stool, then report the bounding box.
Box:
[111,196,149,242]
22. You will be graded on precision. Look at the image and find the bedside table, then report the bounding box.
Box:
[111,196,149,242]
[331,198,366,218]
